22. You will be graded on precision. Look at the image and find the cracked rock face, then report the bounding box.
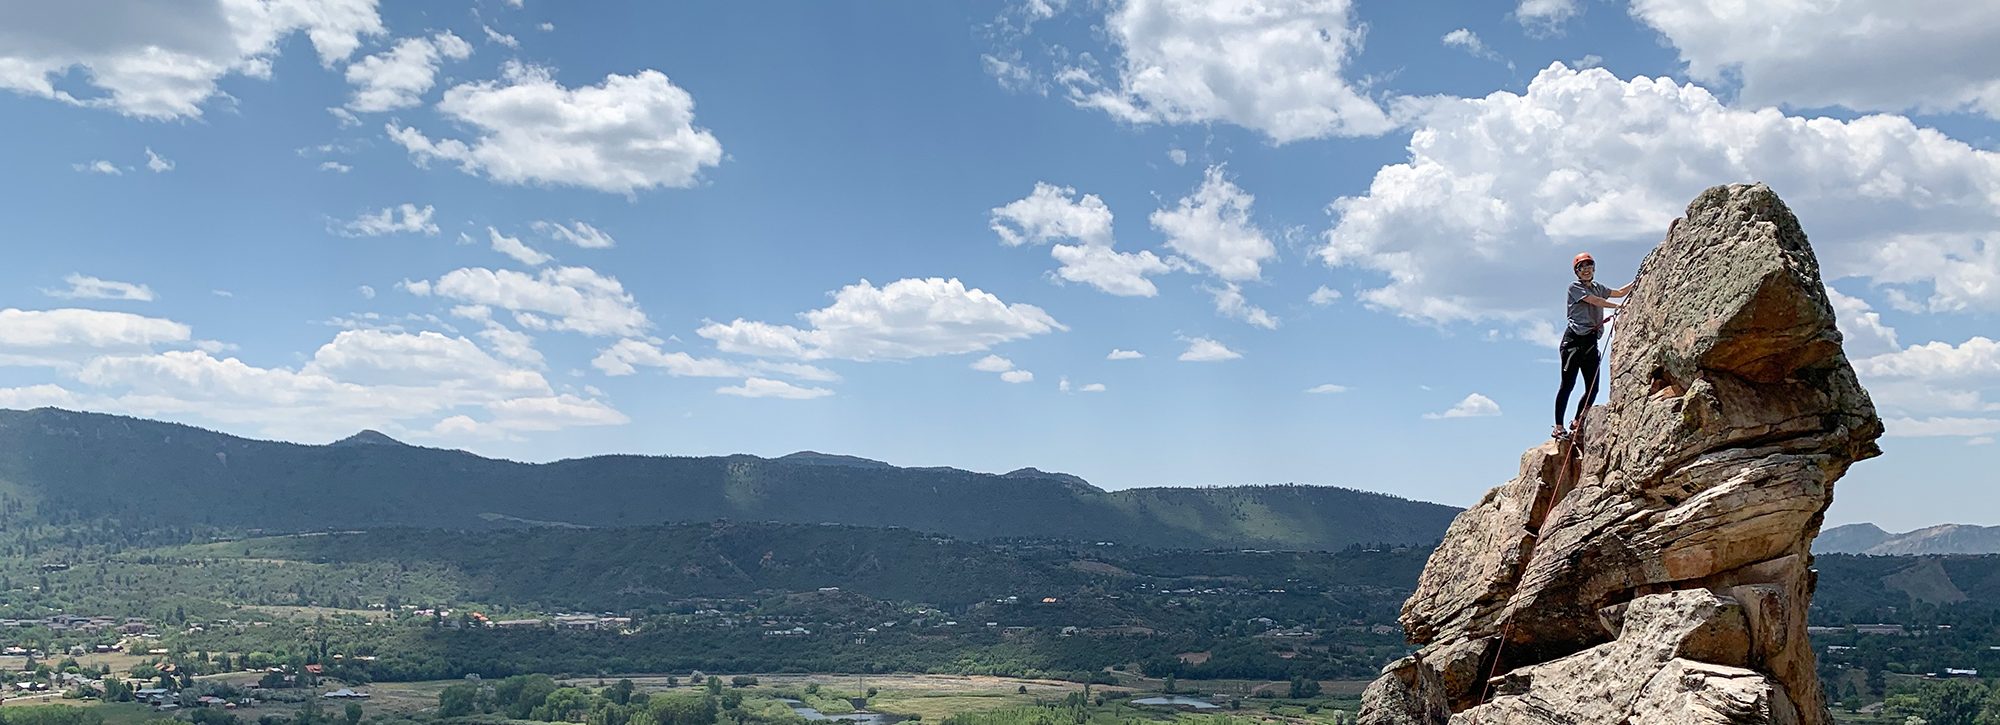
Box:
[1359,184,1882,725]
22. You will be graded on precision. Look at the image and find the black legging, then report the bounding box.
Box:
[1555,329,1602,428]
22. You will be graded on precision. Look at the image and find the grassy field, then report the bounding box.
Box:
[0,651,151,673]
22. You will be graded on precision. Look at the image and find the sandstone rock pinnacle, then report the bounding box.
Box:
[1359,183,1883,725]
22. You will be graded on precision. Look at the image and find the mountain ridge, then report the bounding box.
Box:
[0,407,1458,551]
[1816,522,2000,555]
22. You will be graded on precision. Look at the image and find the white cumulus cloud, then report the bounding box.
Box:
[1305,383,1347,394]
[1107,348,1144,360]
[991,182,1114,247]
[534,220,617,249]
[341,204,438,237]
[344,31,472,112]
[482,25,519,48]
[1517,0,1580,32]
[144,148,173,173]
[1153,166,1275,282]
[0,309,191,367]
[1857,338,1999,379]
[73,161,122,176]
[1825,287,1901,358]
[403,266,649,337]
[59,328,623,442]
[486,227,551,266]
[1177,336,1241,362]
[390,61,722,194]
[698,277,1065,361]
[45,274,154,302]
[1207,283,1278,329]
[1321,63,2000,333]
[717,377,833,400]
[1426,392,1501,419]
[1630,0,2000,118]
[992,182,1173,297]
[971,355,1016,373]
[1057,0,1391,143]
[0,0,383,119]
[594,339,738,377]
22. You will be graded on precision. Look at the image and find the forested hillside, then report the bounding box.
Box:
[0,408,1457,551]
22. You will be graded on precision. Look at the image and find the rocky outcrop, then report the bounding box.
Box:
[1360,183,1882,725]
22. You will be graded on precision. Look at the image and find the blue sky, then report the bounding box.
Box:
[1,0,1995,531]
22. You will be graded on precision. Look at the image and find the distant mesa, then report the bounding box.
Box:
[1003,467,1099,492]
[1816,522,2000,555]
[329,429,407,448]
[775,451,893,469]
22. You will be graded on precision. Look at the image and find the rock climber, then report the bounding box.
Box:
[1553,252,1636,440]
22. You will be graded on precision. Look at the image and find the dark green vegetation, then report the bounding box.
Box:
[0,408,1454,552]
[1813,554,2000,620]
[0,707,107,725]
[1809,554,2000,721]
[4,523,1427,683]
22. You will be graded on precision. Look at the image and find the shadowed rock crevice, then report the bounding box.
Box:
[1360,183,1882,725]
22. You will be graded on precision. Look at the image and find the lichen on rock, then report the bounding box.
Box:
[1358,183,1883,725]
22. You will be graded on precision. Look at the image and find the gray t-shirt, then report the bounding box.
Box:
[1567,280,1613,336]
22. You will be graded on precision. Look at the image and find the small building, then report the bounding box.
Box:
[323,689,371,699]
[1853,624,1908,636]
[1943,668,1979,678]
[492,619,544,629]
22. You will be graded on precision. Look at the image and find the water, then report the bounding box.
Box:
[1130,696,1220,709]
[779,699,904,724]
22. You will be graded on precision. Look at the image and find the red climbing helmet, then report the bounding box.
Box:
[1572,252,1595,270]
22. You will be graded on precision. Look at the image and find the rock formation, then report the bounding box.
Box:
[1359,183,1883,725]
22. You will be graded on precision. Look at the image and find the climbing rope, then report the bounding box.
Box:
[1473,304,1622,705]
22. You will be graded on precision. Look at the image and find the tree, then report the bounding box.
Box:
[1915,680,1984,725]
[187,708,240,725]
[343,702,363,725]
[533,688,594,722]
[705,678,722,696]
[1163,675,1176,694]
[1288,676,1321,699]
[497,675,559,720]
[296,693,326,725]
[438,683,478,718]
[608,679,636,706]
